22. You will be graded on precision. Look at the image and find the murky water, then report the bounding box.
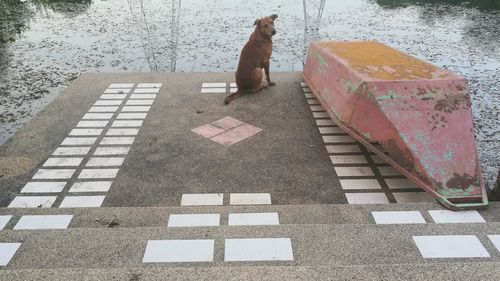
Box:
[0,0,498,188]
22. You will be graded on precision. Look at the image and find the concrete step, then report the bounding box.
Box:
[0,262,499,281]
[1,223,499,269]
[1,202,499,229]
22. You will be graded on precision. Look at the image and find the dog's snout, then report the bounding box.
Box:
[272,30,276,35]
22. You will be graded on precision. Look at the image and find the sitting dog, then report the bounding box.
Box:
[224,14,278,105]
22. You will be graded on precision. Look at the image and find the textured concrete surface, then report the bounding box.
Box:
[1,223,499,269]
[1,202,499,229]
[0,72,346,207]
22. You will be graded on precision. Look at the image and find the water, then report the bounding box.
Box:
[0,0,498,188]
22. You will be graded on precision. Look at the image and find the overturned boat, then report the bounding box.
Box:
[303,41,488,210]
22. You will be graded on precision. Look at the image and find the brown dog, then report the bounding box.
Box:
[224,14,278,105]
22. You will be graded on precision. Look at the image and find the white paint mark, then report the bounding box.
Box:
[345,193,389,204]
[228,213,279,226]
[181,194,224,206]
[86,157,125,167]
[229,193,271,205]
[78,168,119,179]
[43,158,83,167]
[61,138,97,146]
[93,147,130,155]
[21,182,66,193]
[8,196,57,208]
[59,196,106,208]
[428,210,485,223]
[14,215,73,230]
[413,235,490,258]
[143,240,214,263]
[167,214,220,227]
[225,238,294,261]
[33,169,75,179]
[372,211,426,224]
[0,243,21,266]
[69,181,112,193]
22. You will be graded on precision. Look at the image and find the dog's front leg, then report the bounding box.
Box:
[263,58,275,86]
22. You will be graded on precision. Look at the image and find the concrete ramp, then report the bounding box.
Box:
[303,41,487,210]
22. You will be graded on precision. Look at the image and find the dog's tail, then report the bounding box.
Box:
[224,91,241,105]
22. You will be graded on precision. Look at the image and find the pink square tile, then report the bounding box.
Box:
[210,123,262,146]
[191,124,225,138]
[211,116,244,130]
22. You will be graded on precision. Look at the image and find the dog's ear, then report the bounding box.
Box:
[270,14,278,20]
[253,18,260,26]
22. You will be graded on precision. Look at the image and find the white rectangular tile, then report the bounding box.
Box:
[100,137,135,145]
[201,88,226,94]
[345,193,389,204]
[300,82,308,87]
[167,214,220,227]
[384,178,419,189]
[488,235,500,252]
[69,181,112,193]
[428,210,485,224]
[43,157,83,167]
[316,119,335,126]
[106,128,139,135]
[21,182,66,193]
[78,168,119,179]
[228,213,279,226]
[202,82,226,88]
[121,106,151,112]
[8,196,57,208]
[93,147,130,155]
[116,113,147,120]
[230,193,271,205]
[305,93,315,99]
[334,167,374,177]
[303,87,312,93]
[372,211,426,224]
[61,138,97,146]
[89,106,119,113]
[230,88,237,93]
[310,105,324,112]
[0,216,12,230]
[413,235,489,258]
[339,179,381,190]
[69,129,103,136]
[330,155,368,164]
[313,112,329,118]
[143,240,214,263]
[323,135,356,143]
[378,166,403,176]
[0,243,21,266]
[393,192,434,203]
[82,113,113,120]
[130,94,156,99]
[95,100,123,106]
[53,147,91,155]
[14,215,73,230]
[111,120,143,127]
[230,82,237,87]
[109,83,134,88]
[134,88,160,94]
[100,94,127,100]
[126,99,154,105]
[59,196,105,208]
[326,145,361,153]
[76,121,109,128]
[137,83,162,88]
[86,157,125,167]
[104,88,131,94]
[32,169,75,179]
[319,127,345,134]
[307,99,320,105]
[181,194,223,206]
[225,238,293,261]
